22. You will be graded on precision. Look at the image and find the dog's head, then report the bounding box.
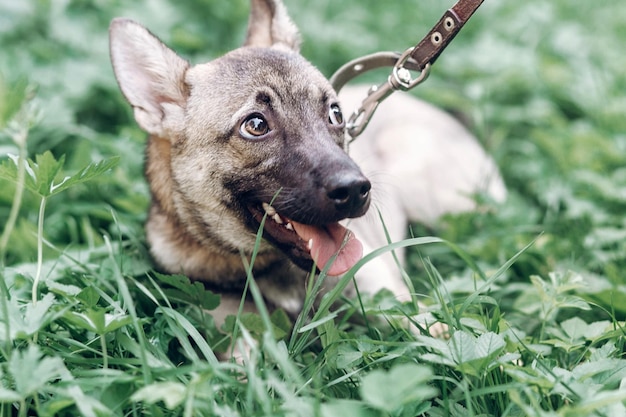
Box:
[109,0,370,276]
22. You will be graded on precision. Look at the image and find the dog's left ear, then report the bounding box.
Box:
[244,0,301,51]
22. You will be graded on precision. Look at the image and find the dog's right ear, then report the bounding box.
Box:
[109,18,189,139]
[244,0,301,51]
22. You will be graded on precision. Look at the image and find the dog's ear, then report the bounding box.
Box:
[244,0,301,51]
[109,18,189,138]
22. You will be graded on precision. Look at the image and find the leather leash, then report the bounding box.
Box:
[330,0,485,142]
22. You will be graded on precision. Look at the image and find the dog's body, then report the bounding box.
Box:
[110,0,505,329]
[338,85,505,300]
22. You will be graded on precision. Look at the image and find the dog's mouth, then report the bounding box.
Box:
[248,202,363,276]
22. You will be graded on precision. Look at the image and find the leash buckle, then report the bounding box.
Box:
[346,53,430,142]
[391,47,431,91]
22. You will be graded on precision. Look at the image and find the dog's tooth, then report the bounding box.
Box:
[272,213,283,224]
[285,222,293,231]
[262,202,276,216]
[307,239,313,250]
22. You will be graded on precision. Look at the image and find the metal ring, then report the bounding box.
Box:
[391,47,431,90]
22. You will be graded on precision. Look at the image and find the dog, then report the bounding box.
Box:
[109,0,505,338]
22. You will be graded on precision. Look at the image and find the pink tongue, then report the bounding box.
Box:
[291,222,363,276]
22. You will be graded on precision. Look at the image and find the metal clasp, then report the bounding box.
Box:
[346,79,394,140]
[345,48,431,143]
[391,47,431,90]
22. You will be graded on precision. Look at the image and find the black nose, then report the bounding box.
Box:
[326,172,371,218]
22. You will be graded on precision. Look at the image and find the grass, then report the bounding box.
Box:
[1,0,626,416]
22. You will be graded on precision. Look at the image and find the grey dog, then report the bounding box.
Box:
[109,0,505,342]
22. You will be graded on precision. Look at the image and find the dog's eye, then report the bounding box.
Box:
[328,103,344,126]
[240,113,270,139]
